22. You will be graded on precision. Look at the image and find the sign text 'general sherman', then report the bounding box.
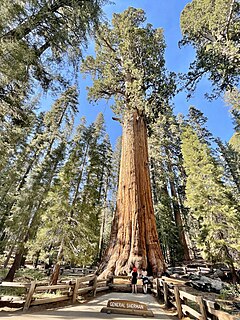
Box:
[101,299,154,317]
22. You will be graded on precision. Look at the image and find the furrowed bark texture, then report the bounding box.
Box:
[99,111,165,278]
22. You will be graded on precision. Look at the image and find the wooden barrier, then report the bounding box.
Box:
[1,275,239,320]
[167,266,211,275]
[153,277,239,320]
[0,274,110,311]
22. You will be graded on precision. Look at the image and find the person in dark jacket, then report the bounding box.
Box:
[131,267,138,293]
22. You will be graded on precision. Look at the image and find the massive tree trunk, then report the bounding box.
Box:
[98,111,165,278]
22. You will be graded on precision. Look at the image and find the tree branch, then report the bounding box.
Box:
[225,0,235,40]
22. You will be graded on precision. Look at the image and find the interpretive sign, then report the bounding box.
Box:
[101,299,154,317]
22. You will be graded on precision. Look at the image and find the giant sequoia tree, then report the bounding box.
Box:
[82,8,175,277]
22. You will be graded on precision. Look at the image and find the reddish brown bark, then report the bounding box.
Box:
[49,242,63,285]
[49,262,61,286]
[99,111,165,278]
[4,249,23,282]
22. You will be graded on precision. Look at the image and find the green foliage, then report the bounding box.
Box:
[0,0,106,116]
[181,124,240,266]
[149,105,189,263]
[216,88,240,197]
[220,284,240,300]
[0,286,26,297]
[31,113,114,268]
[81,7,175,117]
[216,138,240,194]
[180,0,240,97]
[15,268,46,281]
[187,106,213,144]
[225,87,240,152]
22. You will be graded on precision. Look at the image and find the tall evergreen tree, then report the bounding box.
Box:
[149,105,190,263]
[225,87,240,152]
[34,113,113,284]
[215,88,240,195]
[82,7,175,277]
[181,125,240,282]
[3,87,78,281]
[0,0,107,117]
[187,106,213,144]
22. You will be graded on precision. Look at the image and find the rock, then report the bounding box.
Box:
[186,275,225,293]
[200,276,224,292]
[233,302,240,310]
[212,269,225,279]
[189,274,201,281]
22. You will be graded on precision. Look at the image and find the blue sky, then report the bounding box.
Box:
[77,0,234,147]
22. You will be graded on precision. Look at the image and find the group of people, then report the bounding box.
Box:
[131,267,149,294]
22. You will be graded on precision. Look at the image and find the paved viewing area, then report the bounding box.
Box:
[0,292,177,320]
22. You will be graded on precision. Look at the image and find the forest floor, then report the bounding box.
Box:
[0,291,178,320]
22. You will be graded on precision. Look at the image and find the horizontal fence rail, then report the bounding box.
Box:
[152,276,240,320]
[0,274,109,311]
[1,275,239,320]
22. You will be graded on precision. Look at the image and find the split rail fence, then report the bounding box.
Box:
[0,274,109,311]
[1,275,239,320]
[152,276,240,320]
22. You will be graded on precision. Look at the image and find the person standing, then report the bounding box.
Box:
[131,267,138,293]
[142,268,148,294]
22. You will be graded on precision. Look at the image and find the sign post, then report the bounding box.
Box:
[101,299,154,317]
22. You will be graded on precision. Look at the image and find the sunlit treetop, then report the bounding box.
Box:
[180,0,240,98]
[81,7,176,119]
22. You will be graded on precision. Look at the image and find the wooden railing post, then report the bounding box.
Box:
[197,296,207,320]
[174,286,183,319]
[156,278,161,299]
[163,281,169,308]
[23,280,36,311]
[92,275,97,297]
[72,278,80,303]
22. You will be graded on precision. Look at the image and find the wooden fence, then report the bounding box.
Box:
[0,273,109,311]
[167,266,211,275]
[152,276,240,320]
[1,275,239,320]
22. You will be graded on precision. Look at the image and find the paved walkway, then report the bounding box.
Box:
[0,292,177,319]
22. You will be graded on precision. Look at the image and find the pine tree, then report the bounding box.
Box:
[3,87,78,281]
[187,106,213,144]
[181,125,240,282]
[149,105,190,263]
[0,0,107,118]
[33,114,113,284]
[215,88,240,198]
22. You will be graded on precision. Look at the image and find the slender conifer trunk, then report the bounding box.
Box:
[4,249,23,281]
[99,111,165,277]
[166,155,190,261]
[49,242,64,285]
